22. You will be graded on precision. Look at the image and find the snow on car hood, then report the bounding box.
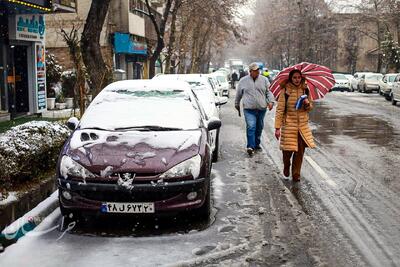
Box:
[66,129,202,174]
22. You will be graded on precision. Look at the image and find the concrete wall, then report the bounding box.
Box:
[129,13,145,37]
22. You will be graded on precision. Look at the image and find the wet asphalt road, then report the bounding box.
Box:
[263,91,400,266]
[1,90,400,266]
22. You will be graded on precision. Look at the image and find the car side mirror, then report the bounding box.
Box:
[216,96,228,106]
[207,118,221,131]
[66,117,79,130]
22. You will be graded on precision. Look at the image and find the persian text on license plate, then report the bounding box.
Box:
[101,202,155,213]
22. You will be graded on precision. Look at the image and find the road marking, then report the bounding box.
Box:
[305,156,337,188]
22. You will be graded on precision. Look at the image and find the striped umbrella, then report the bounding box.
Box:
[269,62,335,100]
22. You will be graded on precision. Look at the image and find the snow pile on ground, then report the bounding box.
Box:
[0,121,70,190]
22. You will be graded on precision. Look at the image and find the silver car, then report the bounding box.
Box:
[391,74,400,106]
[358,73,383,93]
[379,73,398,100]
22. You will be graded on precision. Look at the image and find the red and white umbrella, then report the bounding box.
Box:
[269,62,335,100]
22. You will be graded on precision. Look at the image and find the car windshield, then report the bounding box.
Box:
[186,81,208,90]
[216,76,227,83]
[80,88,202,131]
[366,74,383,80]
[334,74,346,79]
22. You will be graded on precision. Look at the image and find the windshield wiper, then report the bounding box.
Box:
[114,126,183,131]
[80,127,109,131]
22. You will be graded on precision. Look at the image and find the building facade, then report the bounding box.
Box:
[334,13,399,74]
[45,0,163,81]
[0,0,75,120]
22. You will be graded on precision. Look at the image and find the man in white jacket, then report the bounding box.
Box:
[235,62,274,156]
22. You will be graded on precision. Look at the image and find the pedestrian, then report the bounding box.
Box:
[235,62,274,156]
[231,71,238,89]
[274,69,316,182]
[262,68,272,83]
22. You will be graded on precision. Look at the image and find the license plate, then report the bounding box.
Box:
[101,202,155,214]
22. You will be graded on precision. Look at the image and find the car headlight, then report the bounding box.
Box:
[159,155,201,179]
[60,155,95,179]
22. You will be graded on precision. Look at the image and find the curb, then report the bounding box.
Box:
[0,176,59,250]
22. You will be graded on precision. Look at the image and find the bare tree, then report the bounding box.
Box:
[60,24,87,115]
[144,0,174,78]
[81,0,112,96]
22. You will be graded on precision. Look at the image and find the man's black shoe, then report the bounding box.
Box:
[247,148,254,156]
[255,146,262,152]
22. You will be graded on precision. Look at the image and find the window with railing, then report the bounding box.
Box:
[129,0,146,18]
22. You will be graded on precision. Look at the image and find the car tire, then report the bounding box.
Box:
[385,94,391,101]
[196,177,211,220]
[392,94,398,106]
[212,129,220,162]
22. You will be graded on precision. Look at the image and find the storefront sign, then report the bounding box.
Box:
[5,0,51,11]
[114,32,147,55]
[9,14,46,42]
[35,43,46,111]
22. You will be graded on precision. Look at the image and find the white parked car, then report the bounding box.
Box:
[210,71,230,97]
[391,74,400,106]
[343,74,354,91]
[332,73,351,92]
[206,74,223,97]
[153,74,227,162]
[358,73,383,93]
[379,73,398,100]
[351,72,371,91]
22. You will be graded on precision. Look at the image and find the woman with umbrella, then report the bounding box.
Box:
[274,69,315,182]
[272,63,334,182]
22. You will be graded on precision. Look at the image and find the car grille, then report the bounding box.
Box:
[76,190,182,202]
[71,173,193,185]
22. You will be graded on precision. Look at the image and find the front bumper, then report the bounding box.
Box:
[365,85,379,92]
[58,177,208,214]
[331,85,351,91]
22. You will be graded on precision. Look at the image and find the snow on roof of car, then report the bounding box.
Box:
[79,80,203,131]
[102,79,192,92]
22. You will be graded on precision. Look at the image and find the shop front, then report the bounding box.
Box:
[113,32,147,80]
[0,0,50,118]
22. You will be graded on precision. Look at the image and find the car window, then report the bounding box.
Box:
[216,76,226,83]
[366,74,382,80]
[388,75,396,83]
[333,74,346,79]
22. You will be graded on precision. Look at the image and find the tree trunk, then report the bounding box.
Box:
[81,0,111,96]
[165,1,180,74]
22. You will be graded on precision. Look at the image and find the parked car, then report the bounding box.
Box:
[210,71,230,97]
[153,74,227,162]
[58,80,221,223]
[343,74,354,91]
[351,72,371,91]
[332,73,351,92]
[391,74,400,106]
[206,74,223,97]
[358,73,383,93]
[379,73,398,100]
